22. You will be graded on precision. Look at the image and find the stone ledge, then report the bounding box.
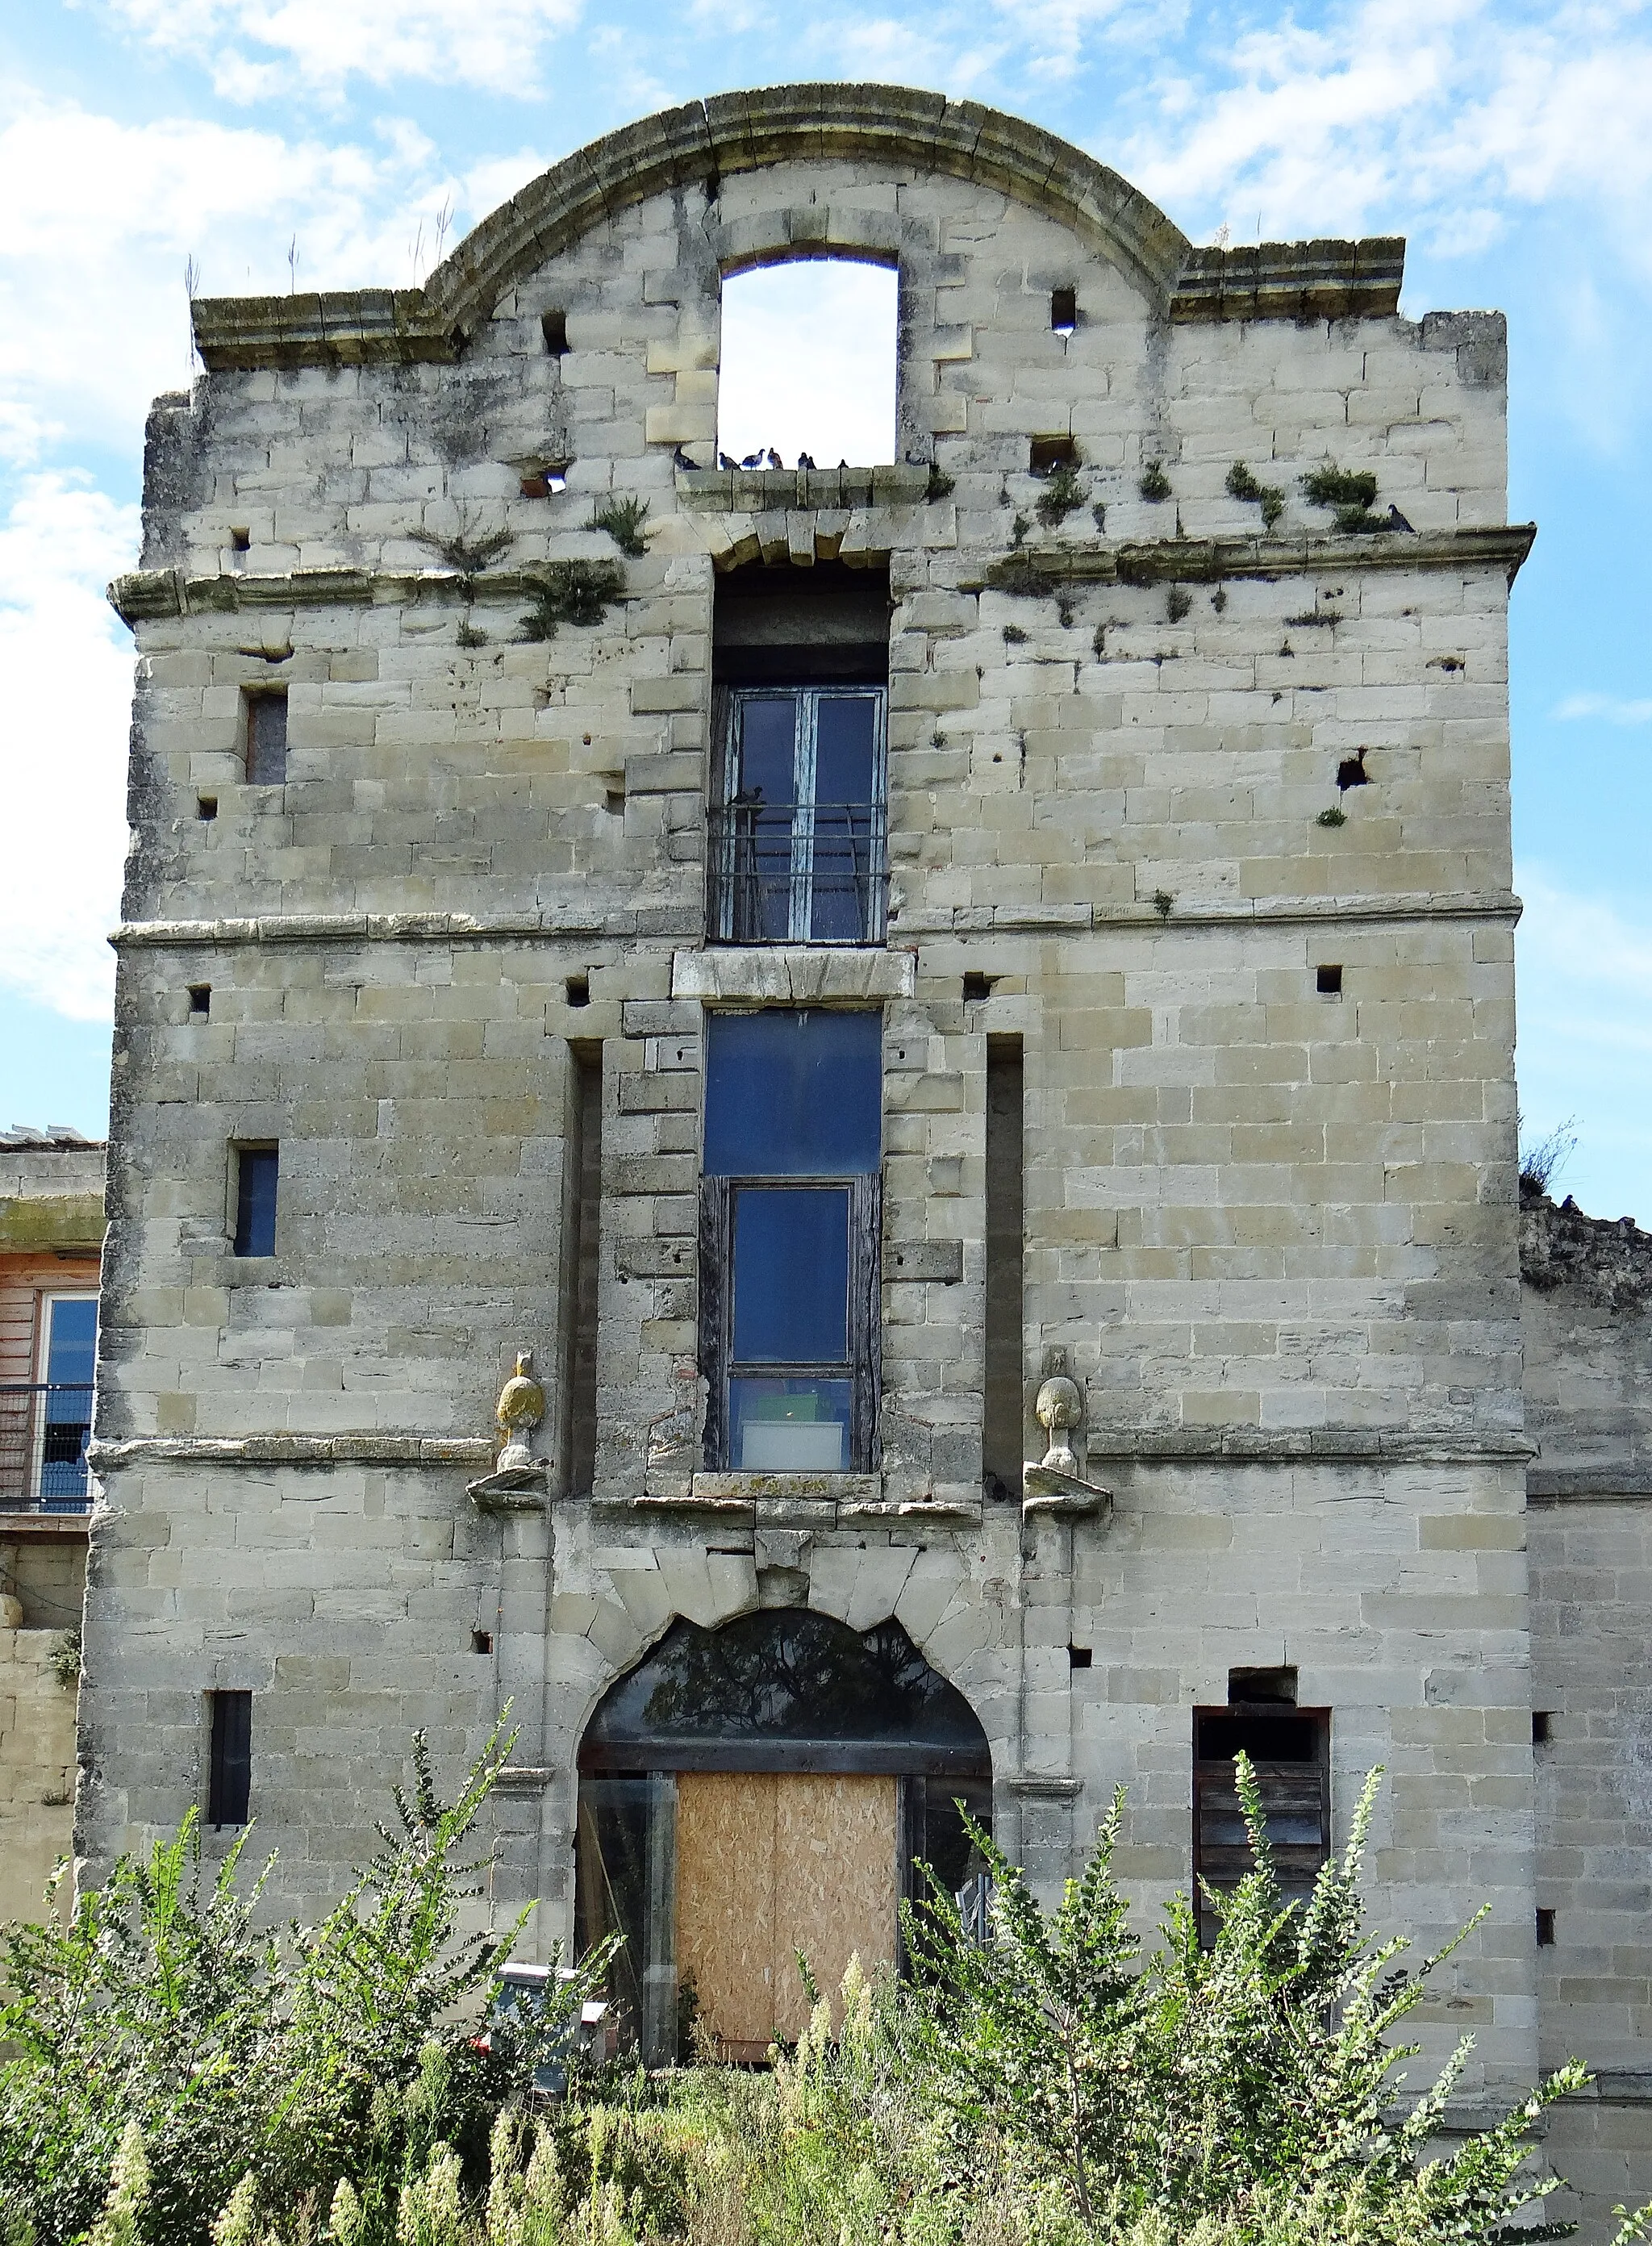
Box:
[1089,1429,1533,1465]
[0,1193,106,1251]
[677,465,932,512]
[672,946,917,1002]
[1526,1467,1652,1503]
[897,893,1524,936]
[87,1434,494,1470]
[108,562,599,628]
[977,523,1537,595]
[112,907,679,950]
[1170,237,1404,324]
[0,1511,90,1538]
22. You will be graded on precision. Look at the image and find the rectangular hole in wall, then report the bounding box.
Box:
[232,1142,278,1256]
[188,984,211,1017]
[472,1630,494,1655]
[541,309,569,355]
[562,1043,603,1497]
[244,689,288,784]
[207,1689,252,1826]
[1195,1701,1329,1943]
[1050,286,1077,334]
[1029,435,1078,475]
[1537,1907,1556,1946]
[1316,964,1343,995]
[718,261,897,470]
[1068,1644,1092,1668]
[229,527,250,554]
[1533,1710,1553,1744]
[1229,1665,1297,1704]
[962,971,998,1003]
[983,1034,1024,1502]
[197,795,217,821]
[565,973,590,1008]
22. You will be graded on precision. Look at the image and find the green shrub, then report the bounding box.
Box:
[517,561,625,640]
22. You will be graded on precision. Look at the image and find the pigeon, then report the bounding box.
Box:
[739,449,766,470]
[797,451,816,470]
[1385,503,1416,533]
[673,446,700,471]
[719,452,737,470]
[766,447,782,469]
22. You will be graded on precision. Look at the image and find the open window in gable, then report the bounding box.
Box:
[717,260,897,470]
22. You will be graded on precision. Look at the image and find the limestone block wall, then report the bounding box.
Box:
[0,1626,78,1923]
[84,86,1540,2108]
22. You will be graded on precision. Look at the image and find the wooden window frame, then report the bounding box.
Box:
[698,1171,881,1472]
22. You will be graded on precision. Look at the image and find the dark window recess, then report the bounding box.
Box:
[1029,435,1078,474]
[1193,1701,1329,1941]
[1050,286,1077,334]
[472,1630,494,1655]
[541,309,569,355]
[1533,1710,1553,1744]
[197,795,217,821]
[562,1046,603,1497]
[699,1010,881,1473]
[188,984,211,1017]
[229,527,251,553]
[962,971,998,1002]
[565,973,590,1008]
[983,1036,1024,1501]
[1316,965,1343,996]
[233,1145,278,1256]
[244,691,288,784]
[1068,1644,1093,1669]
[1537,1907,1557,1946]
[1230,1664,1296,1704]
[207,1690,252,1826]
[1337,750,1370,790]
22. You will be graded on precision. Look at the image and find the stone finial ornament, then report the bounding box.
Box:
[1023,1371,1111,1521]
[1034,1376,1083,1473]
[466,1349,549,1508]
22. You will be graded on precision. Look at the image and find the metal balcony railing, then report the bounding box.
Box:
[707,799,888,945]
[0,1384,94,1511]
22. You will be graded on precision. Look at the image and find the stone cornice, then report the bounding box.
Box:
[186,87,1403,372]
[1088,1429,1533,1466]
[87,1434,494,1470]
[110,893,1523,954]
[106,523,1533,632]
[1526,1467,1652,1502]
[979,522,1537,594]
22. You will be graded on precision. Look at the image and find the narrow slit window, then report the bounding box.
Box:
[233,1144,279,1256]
[1050,286,1077,334]
[983,1036,1024,1501]
[207,1689,252,1826]
[197,795,217,821]
[563,1046,603,1497]
[244,691,288,785]
[541,309,569,355]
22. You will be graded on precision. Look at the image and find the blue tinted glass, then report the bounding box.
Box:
[732,1187,849,1363]
[236,1148,279,1256]
[813,695,877,808]
[731,1378,852,1471]
[45,1298,97,1386]
[737,695,798,806]
[704,1011,880,1175]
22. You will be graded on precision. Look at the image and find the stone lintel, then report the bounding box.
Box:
[0,1510,90,1539]
[1526,1467,1652,1502]
[671,946,918,1003]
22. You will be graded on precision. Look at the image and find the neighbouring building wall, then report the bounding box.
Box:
[0,1129,104,1918]
[1525,1188,1652,2232]
[82,82,1539,2124]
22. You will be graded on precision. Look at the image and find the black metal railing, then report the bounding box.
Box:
[0,1384,94,1511]
[707,799,888,945]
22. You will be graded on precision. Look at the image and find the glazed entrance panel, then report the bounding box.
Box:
[676,1771,898,2057]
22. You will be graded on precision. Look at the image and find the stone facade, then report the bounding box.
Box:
[80,73,1650,2215]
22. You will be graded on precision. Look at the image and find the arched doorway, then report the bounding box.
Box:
[575,1606,992,2062]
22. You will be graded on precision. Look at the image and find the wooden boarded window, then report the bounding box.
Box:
[983,1036,1024,1500]
[1193,1700,1329,1940]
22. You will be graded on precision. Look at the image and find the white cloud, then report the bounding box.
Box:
[1553,691,1652,724]
[104,0,584,98]
[1516,867,1652,1224]
[0,474,140,1021]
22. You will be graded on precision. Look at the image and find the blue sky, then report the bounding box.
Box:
[1,0,1648,1220]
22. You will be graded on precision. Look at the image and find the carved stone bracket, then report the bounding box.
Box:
[1022,1376,1112,1520]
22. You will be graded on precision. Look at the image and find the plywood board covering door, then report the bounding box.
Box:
[676,1771,898,2059]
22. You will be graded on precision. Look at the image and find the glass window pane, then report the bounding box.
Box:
[45,1298,97,1387]
[704,1010,881,1176]
[813,695,877,808]
[732,1187,848,1363]
[235,1148,279,1256]
[736,694,799,807]
[732,1376,851,1470]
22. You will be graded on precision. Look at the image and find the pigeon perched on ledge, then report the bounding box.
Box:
[673,447,700,471]
[766,447,782,468]
[739,449,766,470]
[798,452,816,470]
